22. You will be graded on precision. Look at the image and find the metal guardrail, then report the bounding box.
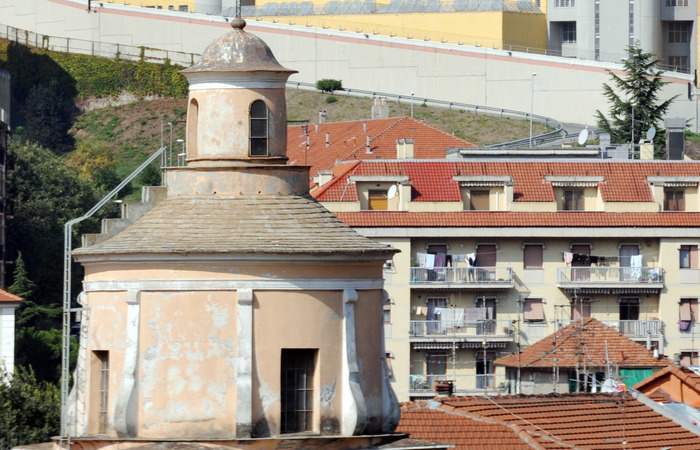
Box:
[557,266,664,285]
[410,266,513,285]
[409,373,508,393]
[0,24,197,66]
[409,318,514,338]
[288,81,566,145]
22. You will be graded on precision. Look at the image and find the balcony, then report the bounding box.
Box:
[410,266,513,289]
[557,319,663,340]
[557,266,664,294]
[409,318,515,344]
[409,373,509,396]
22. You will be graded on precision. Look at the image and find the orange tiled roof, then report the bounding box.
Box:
[409,394,700,449]
[634,365,700,395]
[0,289,22,303]
[332,211,700,228]
[287,117,475,184]
[495,318,667,369]
[397,402,538,449]
[314,159,700,203]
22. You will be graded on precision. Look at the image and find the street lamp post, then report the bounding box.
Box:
[529,72,536,148]
[411,92,415,118]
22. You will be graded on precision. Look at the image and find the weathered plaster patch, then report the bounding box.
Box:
[258,378,279,413]
[204,301,229,329]
[320,378,337,409]
[167,366,185,396]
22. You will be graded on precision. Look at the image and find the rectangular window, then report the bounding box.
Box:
[281,349,316,434]
[383,303,391,323]
[619,298,640,321]
[178,5,188,11]
[562,22,577,43]
[680,245,698,268]
[523,244,543,269]
[668,55,689,73]
[668,22,689,44]
[469,190,490,211]
[368,190,388,210]
[666,0,688,6]
[94,351,109,434]
[563,190,584,211]
[555,0,575,6]
[523,298,545,322]
[680,298,698,322]
[665,189,685,211]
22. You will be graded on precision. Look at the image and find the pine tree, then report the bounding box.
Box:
[7,252,35,299]
[595,44,677,158]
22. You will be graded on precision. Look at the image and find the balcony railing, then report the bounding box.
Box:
[555,319,663,340]
[410,266,513,286]
[409,318,514,340]
[409,373,509,395]
[557,266,664,285]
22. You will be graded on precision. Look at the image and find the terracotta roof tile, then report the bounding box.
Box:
[314,159,700,207]
[495,318,667,369]
[0,289,22,303]
[287,118,475,187]
[634,365,700,395]
[397,402,539,449]
[400,393,700,448]
[421,394,700,449]
[332,211,700,228]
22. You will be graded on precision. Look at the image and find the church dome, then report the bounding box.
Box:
[181,19,296,75]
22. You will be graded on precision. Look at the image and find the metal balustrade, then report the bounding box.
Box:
[409,318,514,339]
[410,266,513,286]
[409,373,508,394]
[557,266,664,285]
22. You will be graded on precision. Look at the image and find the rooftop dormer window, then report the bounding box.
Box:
[546,176,603,211]
[454,176,512,211]
[250,100,269,156]
[648,177,700,211]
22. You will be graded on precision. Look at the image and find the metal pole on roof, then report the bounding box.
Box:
[529,72,536,148]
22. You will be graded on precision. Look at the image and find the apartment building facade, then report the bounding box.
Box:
[314,156,700,401]
[544,0,698,74]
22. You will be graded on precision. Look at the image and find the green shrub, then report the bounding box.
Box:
[326,95,338,104]
[316,78,343,93]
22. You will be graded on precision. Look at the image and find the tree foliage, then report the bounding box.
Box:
[316,79,343,93]
[7,139,100,309]
[595,45,677,158]
[7,252,35,299]
[0,366,60,448]
[23,80,76,154]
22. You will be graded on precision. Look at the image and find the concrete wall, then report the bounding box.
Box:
[0,0,695,126]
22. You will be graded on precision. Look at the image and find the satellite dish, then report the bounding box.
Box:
[387,185,397,199]
[577,128,589,146]
[646,127,656,141]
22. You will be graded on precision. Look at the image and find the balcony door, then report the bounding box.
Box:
[619,244,639,282]
[619,298,640,336]
[476,297,496,334]
[426,297,447,335]
[571,244,590,281]
[426,353,447,387]
[476,244,497,281]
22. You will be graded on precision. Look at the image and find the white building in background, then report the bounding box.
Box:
[544,0,697,74]
[0,289,22,377]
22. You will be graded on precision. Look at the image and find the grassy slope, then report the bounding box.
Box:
[71,90,551,175]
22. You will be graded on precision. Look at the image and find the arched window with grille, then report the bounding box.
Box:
[250,99,269,156]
